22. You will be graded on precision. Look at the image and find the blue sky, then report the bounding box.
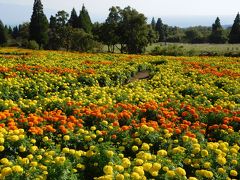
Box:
[0,0,240,27]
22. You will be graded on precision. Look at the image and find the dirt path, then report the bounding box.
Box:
[128,71,150,83]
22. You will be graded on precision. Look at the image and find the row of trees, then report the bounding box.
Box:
[0,0,240,54]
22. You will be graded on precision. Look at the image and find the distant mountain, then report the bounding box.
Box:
[0,2,237,28]
[0,3,56,26]
[222,25,232,29]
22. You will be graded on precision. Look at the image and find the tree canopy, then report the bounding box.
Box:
[229,13,240,43]
[29,0,49,48]
[209,17,226,43]
[0,20,7,45]
[79,4,92,33]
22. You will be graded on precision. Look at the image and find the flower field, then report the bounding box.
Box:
[0,47,239,180]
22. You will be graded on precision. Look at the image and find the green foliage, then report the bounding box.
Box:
[68,8,78,28]
[155,18,166,42]
[70,28,98,52]
[0,20,8,45]
[120,6,149,54]
[229,13,240,43]
[147,25,159,45]
[79,4,92,33]
[209,17,227,44]
[97,6,121,53]
[27,40,39,50]
[29,0,49,48]
[151,45,188,56]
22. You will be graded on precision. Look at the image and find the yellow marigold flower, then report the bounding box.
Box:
[30,145,38,153]
[203,170,213,178]
[30,139,36,144]
[183,158,191,165]
[103,165,113,175]
[1,158,9,165]
[201,149,208,157]
[30,161,38,167]
[106,150,114,158]
[19,145,26,152]
[62,147,70,153]
[132,145,139,152]
[142,162,152,171]
[164,133,172,138]
[182,135,189,142]
[143,152,152,160]
[141,143,150,151]
[217,168,226,174]
[157,149,167,156]
[230,170,238,177]
[162,166,169,172]
[42,136,49,142]
[84,135,92,142]
[12,165,23,174]
[10,135,19,142]
[231,159,238,165]
[18,134,25,140]
[135,158,143,165]
[69,149,76,155]
[77,163,85,170]
[115,165,124,172]
[216,156,226,165]
[133,166,144,176]
[1,167,12,176]
[0,137,4,144]
[63,135,70,141]
[27,154,34,160]
[230,148,238,154]
[98,138,104,142]
[175,167,186,176]
[116,174,124,180]
[0,145,4,152]
[192,147,201,154]
[150,170,158,177]
[203,162,211,169]
[90,126,96,131]
[55,156,66,165]
[173,146,186,154]
[131,172,141,180]
[152,163,161,171]
[166,170,176,177]
[122,158,131,168]
[188,177,198,180]
[21,158,29,165]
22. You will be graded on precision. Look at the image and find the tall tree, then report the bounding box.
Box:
[99,6,121,52]
[0,20,7,45]
[229,13,240,43]
[155,18,166,42]
[151,17,156,30]
[48,11,70,50]
[209,17,226,43]
[12,26,19,39]
[29,0,49,48]
[79,4,92,33]
[68,8,78,28]
[119,6,149,54]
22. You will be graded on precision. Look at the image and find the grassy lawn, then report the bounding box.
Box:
[146,43,240,55]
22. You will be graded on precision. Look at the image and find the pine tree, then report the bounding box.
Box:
[229,13,240,43]
[0,20,7,45]
[209,17,226,43]
[29,0,49,48]
[151,17,156,30]
[79,4,92,33]
[155,18,165,42]
[68,8,78,28]
[12,26,19,39]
